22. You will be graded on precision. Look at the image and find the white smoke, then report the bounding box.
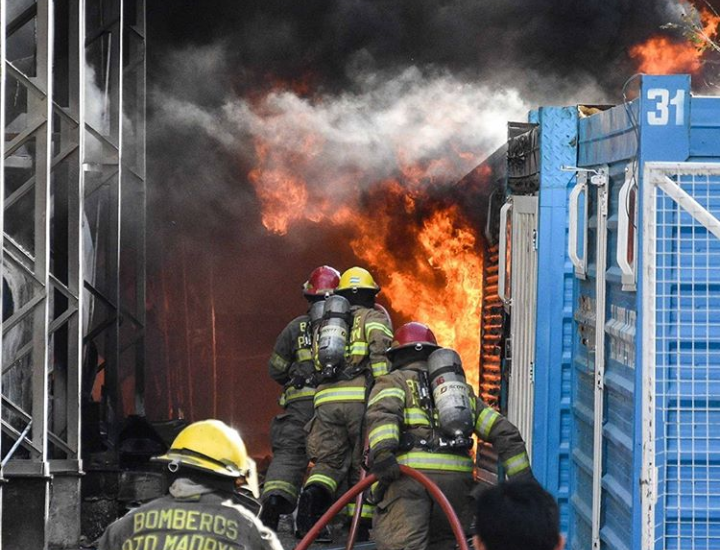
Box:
[157,63,530,201]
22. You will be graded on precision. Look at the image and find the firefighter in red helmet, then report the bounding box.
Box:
[258,266,340,533]
[296,266,394,542]
[365,322,532,550]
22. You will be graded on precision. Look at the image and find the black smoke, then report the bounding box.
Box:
[147,0,691,97]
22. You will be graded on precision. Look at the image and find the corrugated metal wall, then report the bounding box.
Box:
[505,196,538,457]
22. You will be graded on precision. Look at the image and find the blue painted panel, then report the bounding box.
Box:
[532,106,578,536]
[638,75,691,161]
[578,102,638,167]
[690,97,720,159]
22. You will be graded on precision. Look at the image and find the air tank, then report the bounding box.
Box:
[427,348,474,440]
[309,300,326,334]
[316,294,351,376]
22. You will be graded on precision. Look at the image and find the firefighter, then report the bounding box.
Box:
[96,419,282,550]
[365,322,532,550]
[258,265,340,532]
[295,266,394,541]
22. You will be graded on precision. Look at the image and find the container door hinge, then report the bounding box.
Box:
[596,367,605,391]
[529,361,535,384]
[532,229,538,251]
[640,465,658,505]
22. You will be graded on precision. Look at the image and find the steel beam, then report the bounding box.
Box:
[0,0,6,545]
[2,0,145,545]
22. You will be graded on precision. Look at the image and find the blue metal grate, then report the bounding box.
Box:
[644,165,720,550]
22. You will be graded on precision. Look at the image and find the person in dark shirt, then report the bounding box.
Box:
[473,479,565,550]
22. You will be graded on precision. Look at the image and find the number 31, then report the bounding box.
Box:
[647,88,685,126]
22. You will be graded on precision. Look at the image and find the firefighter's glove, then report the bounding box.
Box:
[371,452,401,484]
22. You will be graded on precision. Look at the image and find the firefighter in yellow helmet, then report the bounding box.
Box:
[296,266,394,542]
[96,420,282,550]
[365,323,532,550]
[259,266,340,533]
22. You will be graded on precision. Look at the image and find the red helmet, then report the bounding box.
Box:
[303,266,341,297]
[386,322,440,359]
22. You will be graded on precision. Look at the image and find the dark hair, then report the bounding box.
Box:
[474,480,560,550]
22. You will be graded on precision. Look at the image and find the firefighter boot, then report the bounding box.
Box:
[356,519,371,542]
[259,495,292,532]
[295,484,333,541]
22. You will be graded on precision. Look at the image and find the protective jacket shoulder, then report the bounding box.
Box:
[96,491,283,550]
[268,314,317,406]
[345,305,393,379]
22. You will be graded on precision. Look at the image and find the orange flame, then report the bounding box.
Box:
[247,117,484,389]
[370,207,484,382]
[629,5,720,75]
[629,36,703,74]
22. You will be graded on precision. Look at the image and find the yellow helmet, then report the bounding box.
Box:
[153,419,259,497]
[337,267,380,294]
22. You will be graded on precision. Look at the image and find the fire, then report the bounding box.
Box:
[246,109,485,389]
[629,36,703,74]
[372,207,484,389]
[629,3,720,75]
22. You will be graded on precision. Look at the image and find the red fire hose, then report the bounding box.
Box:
[294,465,470,550]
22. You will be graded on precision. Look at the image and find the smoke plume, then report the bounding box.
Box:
[144,0,719,451]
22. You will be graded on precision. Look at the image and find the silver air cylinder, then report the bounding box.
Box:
[427,348,474,439]
[309,300,325,332]
[317,295,351,373]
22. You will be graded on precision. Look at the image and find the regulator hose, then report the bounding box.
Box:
[294,465,470,550]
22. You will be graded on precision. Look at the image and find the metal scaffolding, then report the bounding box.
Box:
[1,0,145,546]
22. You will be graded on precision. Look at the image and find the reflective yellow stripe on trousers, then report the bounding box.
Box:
[314,387,366,407]
[346,502,375,519]
[396,451,473,473]
[263,480,299,499]
[305,473,338,493]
